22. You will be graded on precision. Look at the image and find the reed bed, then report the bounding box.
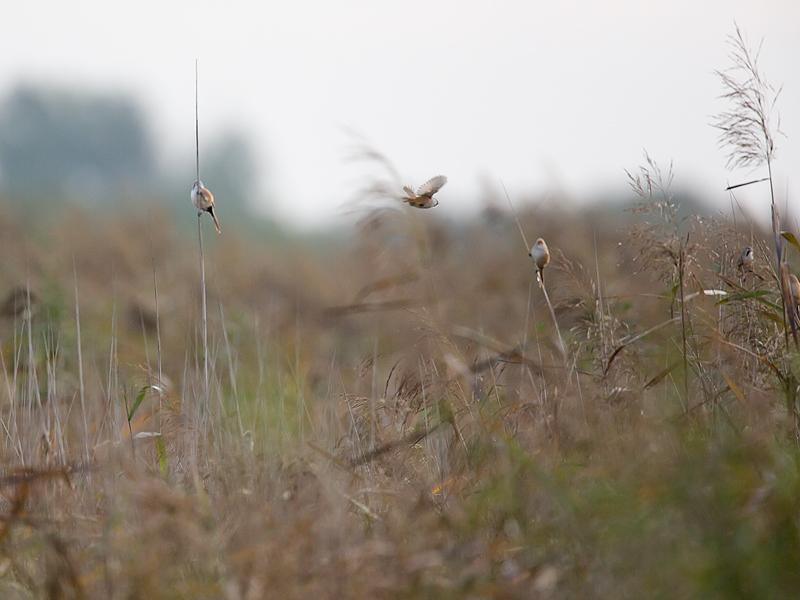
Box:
[0,24,796,599]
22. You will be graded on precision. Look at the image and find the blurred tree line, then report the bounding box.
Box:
[0,84,269,230]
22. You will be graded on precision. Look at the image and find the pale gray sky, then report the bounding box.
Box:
[1,1,798,226]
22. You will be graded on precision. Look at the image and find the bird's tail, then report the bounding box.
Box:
[208,206,222,235]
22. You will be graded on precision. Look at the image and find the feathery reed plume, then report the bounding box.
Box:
[713,25,781,171]
[626,152,696,407]
[713,24,790,345]
[342,134,404,211]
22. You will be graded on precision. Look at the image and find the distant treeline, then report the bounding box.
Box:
[0,84,265,223]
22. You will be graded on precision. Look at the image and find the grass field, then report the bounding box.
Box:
[1,25,798,600]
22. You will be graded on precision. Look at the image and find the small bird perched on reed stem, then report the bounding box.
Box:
[529,238,550,283]
[737,245,764,281]
[191,180,221,234]
[402,175,447,209]
[737,246,754,273]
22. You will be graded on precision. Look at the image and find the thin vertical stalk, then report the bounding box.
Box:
[219,303,244,438]
[198,216,209,411]
[539,276,566,360]
[529,282,548,411]
[73,259,90,464]
[152,260,163,409]
[370,337,378,451]
[195,59,200,183]
[147,221,164,434]
[678,243,689,412]
[195,59,209,411]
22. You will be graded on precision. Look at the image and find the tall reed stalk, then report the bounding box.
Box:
[72,258,89,464]
[195,59,210,409]
[503,183,568,364]
[713,24,790,344]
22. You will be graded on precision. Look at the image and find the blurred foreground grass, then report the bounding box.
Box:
[0,195,797,599]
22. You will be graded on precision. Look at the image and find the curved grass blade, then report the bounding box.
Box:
[781,231,800,255]
[128,385,158,422]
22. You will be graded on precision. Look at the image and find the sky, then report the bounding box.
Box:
[1,1,798,227]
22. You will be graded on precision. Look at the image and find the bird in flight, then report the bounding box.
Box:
[402,175,447,209]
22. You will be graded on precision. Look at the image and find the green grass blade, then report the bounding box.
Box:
[128,385,154,422]
[781,231,800,255]
[155,436,169,477]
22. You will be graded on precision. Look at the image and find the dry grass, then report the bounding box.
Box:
[0,24,797,600]
[0,186,797,598]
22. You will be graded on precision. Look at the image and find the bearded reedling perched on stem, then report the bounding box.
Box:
[191,180,222,234]
[402,175,447,209]
[529,238,550,284]
[736,245,763,282]
[737,246,754,272]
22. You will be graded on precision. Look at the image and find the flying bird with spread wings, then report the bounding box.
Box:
[402,175,447,209]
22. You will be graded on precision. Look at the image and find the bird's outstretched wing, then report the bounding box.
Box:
[416,175,447,197]
[402,185,416,198]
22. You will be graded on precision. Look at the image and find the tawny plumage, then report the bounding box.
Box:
[191,180,221,234]
[529,238,550,283]
[402,175,447,209]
